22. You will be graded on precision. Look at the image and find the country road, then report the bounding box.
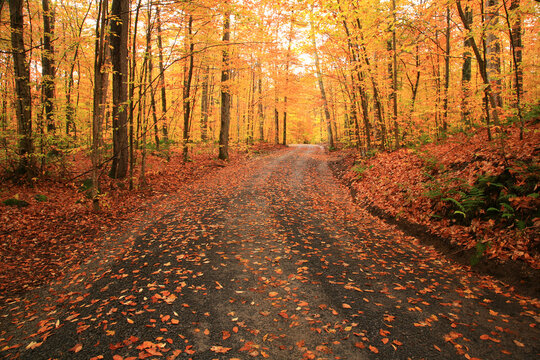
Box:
[1,145,538,359]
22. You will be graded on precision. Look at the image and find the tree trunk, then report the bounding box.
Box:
[65,3,91,138]
[218,6,231,160]
[41,0,55,133]
[282,17,293,146]
[201,65,209,141]
[257,63,264,142]
[92,0,109,210]
[128,0,141,190]
[156,6,168,140]
[183,15,194,162]
[341,18,371,150]
[391,0,399,148]
[461,5,472,126]
[274,93,279,144]
[246,67,256,144]
[10,0,34,174]
[442,6,450,134]
[109,0,130,179]
[353,17,385,149]
[485,0,502,112]
[311,22,334,149]
[504,0,523,138]
[456,0,500,127]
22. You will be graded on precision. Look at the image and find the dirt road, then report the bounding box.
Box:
[2,145,538,359]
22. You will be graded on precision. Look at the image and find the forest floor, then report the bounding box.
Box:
[0,142,284,298]
[1,144,538,359]
[331,123,540,297]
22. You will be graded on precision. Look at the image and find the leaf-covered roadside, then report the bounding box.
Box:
[334,124,539,269]
[0,144,284,298]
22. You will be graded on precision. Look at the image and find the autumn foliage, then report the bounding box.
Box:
[338,122,539,268]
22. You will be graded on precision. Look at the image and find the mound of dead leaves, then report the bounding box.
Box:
[340,124,539,268]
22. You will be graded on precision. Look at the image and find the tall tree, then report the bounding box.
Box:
[109,0,130,179]
[65,1,92,138]
[92,0,109,209]
[390,0,399,148]
[257,62,264,142]
[503,0,523,138]
[41,0,56,133]
[200,65,210,142]
[442,6,451,134]
[128,0,142,190]
[9,0,34,174]
[460,4,473,126]
[282,16,293,146]
[218,5,231,160]
[183,14,195,161]
[311,21,335,149]
[485,0,502,110]
[340,15,370,149]
[456,0,500,126]
[156,5,168,140]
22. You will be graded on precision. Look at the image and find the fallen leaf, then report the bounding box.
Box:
[210,345,231,353]
[70,343,83,353]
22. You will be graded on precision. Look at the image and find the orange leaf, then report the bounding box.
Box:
[354,342,365,349]
[513,340,524,347]
[223,331,231,340]
[369,345,379,353]
[210,345,231,353]
[70,343,83,353]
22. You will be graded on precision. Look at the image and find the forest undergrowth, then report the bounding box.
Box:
[334,122,539,277]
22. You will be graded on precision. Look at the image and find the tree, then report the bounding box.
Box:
[485,0,502,110]
[156,5,169,140]
[9,0,34,174]
[282,16,293,146]
[311,21,334,149]
[183,15,194,162]
[92,0,109,210]
[200,65,210,142]
[442,6,451,134]
[461,4,473,126]
[41,0,56,133]
[109,0,130,179]
[64,1,92,138]
[456,0,500,127]
[218,5,231,160]
[503,0,524,138]
[390,0,399,147]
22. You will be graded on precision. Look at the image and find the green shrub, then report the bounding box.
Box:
[34,194,48,202]
[3,198,29,207]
